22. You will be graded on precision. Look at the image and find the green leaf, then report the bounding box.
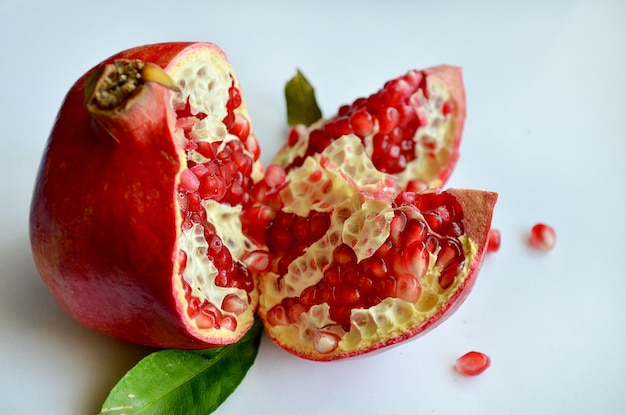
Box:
[285,69,323,127]
[98,319,263,415]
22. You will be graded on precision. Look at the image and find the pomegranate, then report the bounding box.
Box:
[274,65,466,192]
[258,135,497,361]
[29,42,265,349]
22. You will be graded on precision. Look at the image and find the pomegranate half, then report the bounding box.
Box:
[30,42,264,349]
[275,65,466,192]
[258,135,497,361]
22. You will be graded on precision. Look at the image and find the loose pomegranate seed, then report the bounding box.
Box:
[455,351,491,376]
[486,228,501,252]
[529,223,556,251]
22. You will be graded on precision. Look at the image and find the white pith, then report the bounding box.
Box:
[273,77,453,189]
[167,47,258,339]
[391,79,452,189]
[260,135,478,358]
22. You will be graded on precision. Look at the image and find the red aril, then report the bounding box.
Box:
[455,351,491,376]
[274,66,466,191]
[30,42,264,349]
[487,228,501,252]
[258,135,497,361]
[529,223,556,251]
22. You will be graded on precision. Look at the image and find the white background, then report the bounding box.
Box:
[1,1,625,414]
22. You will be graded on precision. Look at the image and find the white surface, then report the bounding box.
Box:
[1,1,625,414]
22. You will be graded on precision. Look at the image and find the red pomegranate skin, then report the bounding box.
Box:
[30,42,250,349]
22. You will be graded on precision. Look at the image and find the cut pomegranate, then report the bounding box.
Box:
[274,66,466,191]
[529,223,556,251]
[30,43,497,363]
[455,351,491,376]
[486,228,501,253]
[30,42,264,349]
[258,135,497,361]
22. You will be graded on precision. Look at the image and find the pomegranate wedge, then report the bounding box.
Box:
[275,66,466,192]
[30,42,264,349]
[259,135,497,361]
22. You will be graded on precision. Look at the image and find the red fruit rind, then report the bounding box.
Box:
[274,66,466,191]
[30,42,262,349]
[259,135,497,361]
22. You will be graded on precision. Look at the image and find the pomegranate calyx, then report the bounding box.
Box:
[85,59,179,113]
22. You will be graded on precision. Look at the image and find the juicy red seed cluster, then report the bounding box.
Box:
[176,83,256,208]
[268,191,466,330]
[265,211,332,276]
[182,279,239,331]
[396,191,465,237]
[177,217,254,295]
[175,81,259,324]
[288,70,453,175]
[184,140,254,206]
[248,164,287,207]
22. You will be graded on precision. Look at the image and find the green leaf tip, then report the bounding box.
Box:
[98,319,263,415]
[285,69,323,127]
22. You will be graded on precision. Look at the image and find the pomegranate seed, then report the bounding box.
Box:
[396,274,421,303]
[220,315,237,331]
[442,100,455,116]
[435,238,463,269]
[187,297,201,318]
[179,169,200,192]
[287,127,300,146]
[377,107,400,135]
[363,256,387,279]
[300,286,316,306]
[287,303,306,323]
[349,109,374,137]
[487,229,501,253]
[333,244,357,265]
[338,286,361,304]
[230,114,250,140]
[313,331,340,354]
[221,294,248,315]
[263,164,287,188]
[455,351,491,376]
[227,86,242,110]
[404,241,429,279]
[197,304,222,329]
[403,220,427,246]
[241,250,271,273]
[266,305,289,326]
[529,223,556,251]
[389,211,407,244]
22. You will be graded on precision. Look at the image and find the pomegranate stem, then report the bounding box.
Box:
[85,59,179,113]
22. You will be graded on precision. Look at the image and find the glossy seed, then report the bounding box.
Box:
[455,351,491,376]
